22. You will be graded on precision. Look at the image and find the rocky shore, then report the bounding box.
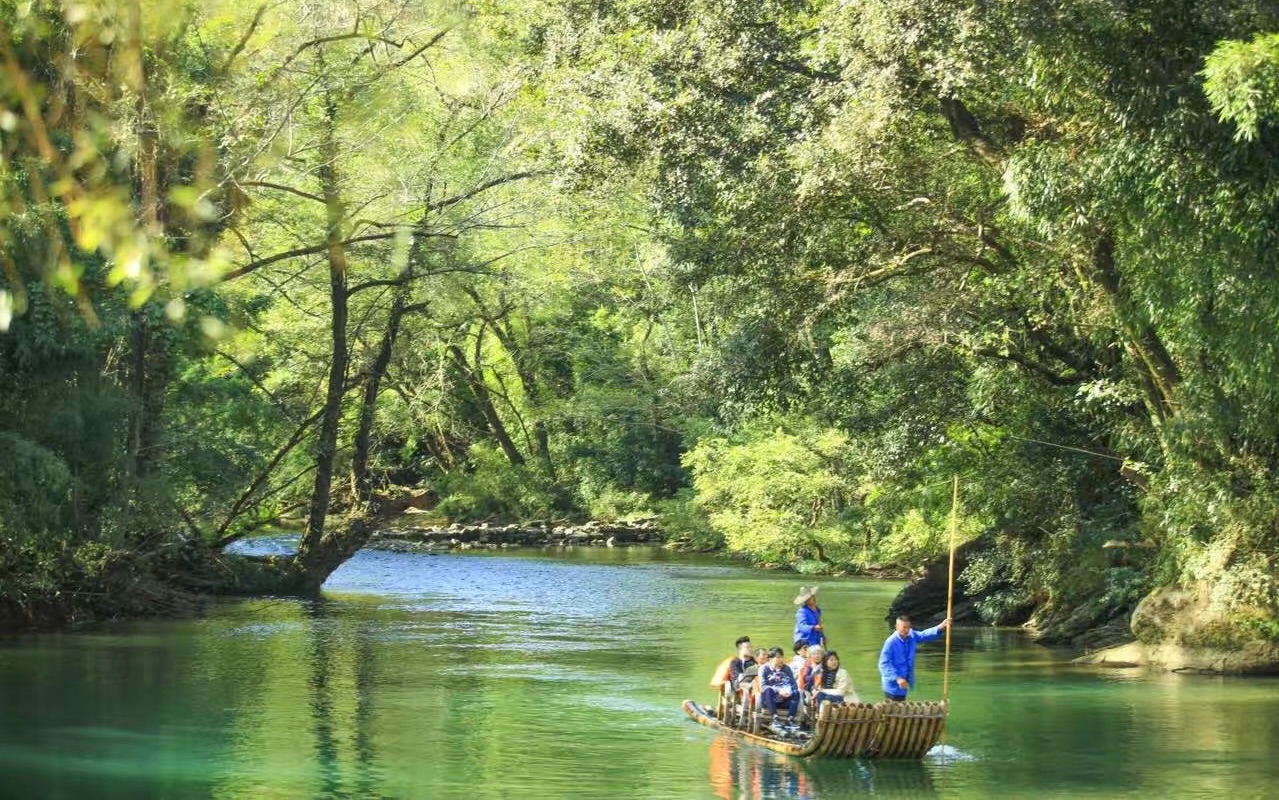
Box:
[887,545,1279,674]
[1075,584,1279,674]
[363,517,664,552]
[886,535,1136,651]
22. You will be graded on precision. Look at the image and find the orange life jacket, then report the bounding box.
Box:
[709,656,733,688]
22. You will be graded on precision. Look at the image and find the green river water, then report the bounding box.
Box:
[2,543,1278,799]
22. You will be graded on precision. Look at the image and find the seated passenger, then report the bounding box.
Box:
[746,647,768,695]
[710,656,732,689]
[759,646,800,727]
[797,643,825,691]
[813,650,859,706]
[711,635,751,689]
[789,639,809,675]
[727,636,758,692]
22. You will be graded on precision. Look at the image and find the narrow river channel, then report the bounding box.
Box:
[2,544,1277,798]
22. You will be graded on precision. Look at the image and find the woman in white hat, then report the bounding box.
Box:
[792,585,825,648]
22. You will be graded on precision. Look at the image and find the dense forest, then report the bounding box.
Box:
[3,0,1279,665]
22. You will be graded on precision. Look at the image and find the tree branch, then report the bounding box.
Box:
[215,350,301,423]
[214,409,323,542]
[427,171,548,215]
[217,232,396,283]
[972,347,1087,386]
[279,31,413,74]
[226,225,258,263]
[393,28,452,67]
[938,96,1003,168]
[763,56,841,82]
[347,263,492,296]
[240,180,326,204]
[220,4,269,75]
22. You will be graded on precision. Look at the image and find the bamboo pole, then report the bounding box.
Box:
[940,474,959,745]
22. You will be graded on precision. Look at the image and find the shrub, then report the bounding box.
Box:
[434,444,562,521]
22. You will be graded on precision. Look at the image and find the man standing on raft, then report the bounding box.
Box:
[878,614,950,701]
[793,586,825,648]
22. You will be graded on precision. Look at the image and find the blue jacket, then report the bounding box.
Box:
[794,605,824,647]
[878,625,943,697]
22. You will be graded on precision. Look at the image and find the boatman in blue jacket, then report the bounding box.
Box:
[878,614,950,701]
[792,586,825,648]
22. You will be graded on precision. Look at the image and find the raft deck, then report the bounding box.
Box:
[682,699,946,760]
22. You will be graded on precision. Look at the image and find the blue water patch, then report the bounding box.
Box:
[223,533,299,557]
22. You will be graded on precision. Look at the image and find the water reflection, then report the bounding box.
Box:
[352,613,380,799]
[706,736,936,799]
[709,736,810,799]
[306,603,341,798]
[295,602,389,799]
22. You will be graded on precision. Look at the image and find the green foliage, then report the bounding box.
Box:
[1101,567,1152,612]
[8,0,1279,646]
[584,487,656,521]
[1241,613,1279,644]
[653,489,721,549]
[528,0,1279,639]
[0,432,73,542]
[873,508,985,572]
[1203,32,1279,142]
[0,0,228,320]
[684,424,856,566]
[434,444,563,522]
[0,1,251,622]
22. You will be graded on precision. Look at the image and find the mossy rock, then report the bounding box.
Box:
[1084,582,1279,673]
[1130,586,1196,644]
[1182,620,1248,650]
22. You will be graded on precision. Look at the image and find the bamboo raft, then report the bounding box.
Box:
[682,698,947,760]
[686,477,961,760]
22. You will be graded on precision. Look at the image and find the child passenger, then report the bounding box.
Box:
[759,646,800,728]
[790,640,809,675]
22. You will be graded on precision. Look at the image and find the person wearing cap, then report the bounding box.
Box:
[758,646,800,728]
[878,614,951,701]
[792,586,825,648]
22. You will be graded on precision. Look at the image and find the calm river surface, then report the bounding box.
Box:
[2,544,1278,798]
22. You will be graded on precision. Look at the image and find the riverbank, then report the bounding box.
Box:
[359,516,666,552]
[884,546,1279,674]
[362,516,911,578]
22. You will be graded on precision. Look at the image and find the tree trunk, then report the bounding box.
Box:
[352,289,408,503]
[126,312,147,481]
[533,421,554,478]
[125,0,166,487]
[496,322,555,477]
[136,317,168,482]
[475,298,554,477]
[299,89,350,571]
[1089,231,1181,418]
[446,329,525,466]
